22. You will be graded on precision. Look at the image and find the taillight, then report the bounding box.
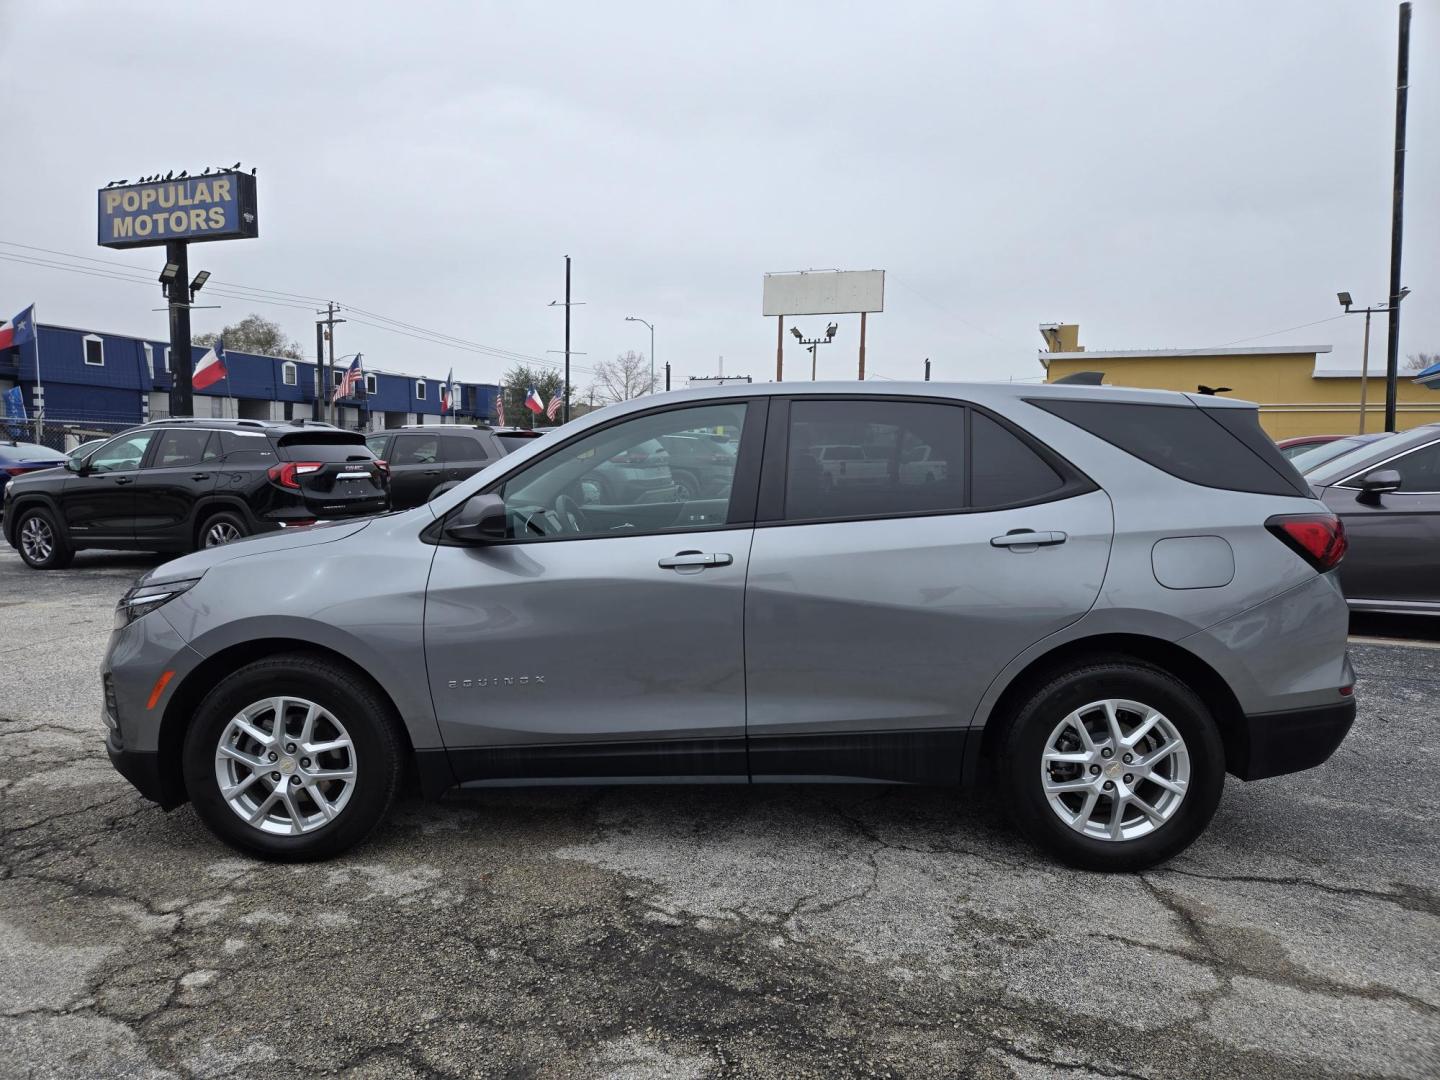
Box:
[1266,513,1347,572]
[266,461,324,489]
[373,459,389,476]
[3,466,27,476]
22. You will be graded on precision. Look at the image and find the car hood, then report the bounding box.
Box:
[144,518,374,583]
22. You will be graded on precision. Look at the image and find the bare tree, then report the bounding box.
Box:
[588,351,654,403]
[1405,352,1437,371]
[194,314,304,359]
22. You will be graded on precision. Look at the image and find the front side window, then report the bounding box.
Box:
[1384,440,1440,493]
[149,428,214,469]
[785,399,966,521]
[496,402,748,540]
[89,432,155,473]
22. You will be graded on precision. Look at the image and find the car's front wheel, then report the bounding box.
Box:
[182,654,403,860]
[1000,659,1225,872]
[15,507,73,570]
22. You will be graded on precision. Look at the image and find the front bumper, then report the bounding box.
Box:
[107,732,184,809]
[1229,698,1357,781]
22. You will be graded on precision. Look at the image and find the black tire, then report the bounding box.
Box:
[670,470,699,501]
[196,509,250,551]
[999,659,1225,872]
[14,506,74,570]
[182,653,404,861]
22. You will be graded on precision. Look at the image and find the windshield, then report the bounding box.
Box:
[1288,436,1375,475]
[1305,428,1425,485]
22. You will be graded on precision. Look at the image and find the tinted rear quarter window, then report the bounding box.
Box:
[971,412,1064,507]
[219,430,277,464]
[438,434,488,462]
[1030,399,1308,497]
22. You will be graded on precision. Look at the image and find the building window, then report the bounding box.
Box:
[365,373,378,395]
[143,343,154,380]
[83,335,104,366]
[333,369,344,388]
[452,384,463,410]
[415,379,427,400]
[282,362,297,386]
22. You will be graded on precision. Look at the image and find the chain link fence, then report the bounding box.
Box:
[3,414,140,456]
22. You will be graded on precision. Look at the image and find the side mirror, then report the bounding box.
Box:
[65,456,85,473]
[443,493,509,544]
[1358,468,1401,503]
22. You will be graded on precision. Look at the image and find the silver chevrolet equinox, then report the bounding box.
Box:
[103,383,1356,871]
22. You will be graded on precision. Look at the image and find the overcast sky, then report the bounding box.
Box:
[1,1,1435,390]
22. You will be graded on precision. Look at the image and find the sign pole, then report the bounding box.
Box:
[166,240,193,418]
[776,316,784,382]
[858,312,867,380]
[1383,0,1411,433]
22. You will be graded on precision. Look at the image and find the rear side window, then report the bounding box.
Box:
[785,399,967,520]
[150,429,214,469]
[971,412,1064,506]
[1030,399,1308,497]
[1385,440,1440,492]
[438,434,488,463]
[392,434,441,465]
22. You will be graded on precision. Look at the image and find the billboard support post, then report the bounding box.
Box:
[776,317,784,382]
[166,241,193,418]
[858,312,867,380]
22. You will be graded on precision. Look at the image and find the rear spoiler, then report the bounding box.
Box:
[274,430,366,447]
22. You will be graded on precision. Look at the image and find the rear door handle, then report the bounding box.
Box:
[191,474,210,482]
[113,476,133,485]
[658,551,733,569]
[990,530,1067,548]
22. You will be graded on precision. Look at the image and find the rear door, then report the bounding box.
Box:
[131,428,220,547]
[1323,436,1440,609]
[744,396,1113,783]
[58,430,158,543]
[437,432,493,486]
[388,432,444,508]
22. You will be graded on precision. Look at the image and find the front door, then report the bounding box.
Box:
[1324,437,1440,610]
[59,430,158,543]
[425,399,762,784]
[131,427,220,548]
[744,397,1114,783]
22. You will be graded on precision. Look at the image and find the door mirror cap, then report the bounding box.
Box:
[65,456,86,474]
[1358,468,1401,502]
[444,493,508,544]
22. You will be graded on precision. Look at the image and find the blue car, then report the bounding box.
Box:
[0,440,68,501]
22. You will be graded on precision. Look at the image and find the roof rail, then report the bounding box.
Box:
[141,417,269,429]
[286,418,337,428]
[398,421,491,430]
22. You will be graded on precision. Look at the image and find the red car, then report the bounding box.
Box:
[1277,433,1348,459]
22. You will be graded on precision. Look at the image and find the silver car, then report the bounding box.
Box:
[102,383,1355,871]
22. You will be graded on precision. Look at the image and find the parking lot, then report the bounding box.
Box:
[0,548,1436,1079]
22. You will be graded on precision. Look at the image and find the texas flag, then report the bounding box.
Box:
[0,304,36,352]
[193,337,228,390]
[440,368,454,413]
[524,386,544,414]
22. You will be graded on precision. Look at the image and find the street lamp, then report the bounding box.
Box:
[1339,287,1411,433]
[790,324,838,380]
[625,316,656,393]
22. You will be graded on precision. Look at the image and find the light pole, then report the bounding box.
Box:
[625,316,655,393]
[1339,288,1409,433]
[790,323,837,380]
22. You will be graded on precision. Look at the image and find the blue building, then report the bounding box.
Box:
[0,320,499,442]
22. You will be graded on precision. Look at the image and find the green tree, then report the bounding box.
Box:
[194,314,304,359]
[499,364,568,427]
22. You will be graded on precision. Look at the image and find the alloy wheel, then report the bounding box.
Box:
[213,696,358,836]
[19,517,54,564]
[204,521,243,547]
[1040,698,1190,841]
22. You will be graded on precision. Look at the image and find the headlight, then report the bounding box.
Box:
[115,577,202,629]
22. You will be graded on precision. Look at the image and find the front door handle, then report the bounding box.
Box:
[113,476,133,485]
[658,551,733,570]
[990,530,1067,548]
[190,474,210,482]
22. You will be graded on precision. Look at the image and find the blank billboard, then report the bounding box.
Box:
[763,270,884,316]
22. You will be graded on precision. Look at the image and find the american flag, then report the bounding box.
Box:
[332,354,363,402]
[496,392,506,426]
[545,394,563,421]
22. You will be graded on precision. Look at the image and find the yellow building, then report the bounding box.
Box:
[1039,324,1440,440]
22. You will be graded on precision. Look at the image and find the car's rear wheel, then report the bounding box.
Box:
[15,507,73,570]
[182,654,404,860]
[1000,660,1225,871]
[198,510,249,550]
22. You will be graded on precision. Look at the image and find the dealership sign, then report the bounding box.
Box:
[97,172,259,249]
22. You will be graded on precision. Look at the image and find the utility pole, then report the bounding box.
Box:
[315,302,344,424]
[1383,1,1411,433]
[664,362,671,391]
[564,256,571,422]
[924,358,931,381]
[166,241,193,417]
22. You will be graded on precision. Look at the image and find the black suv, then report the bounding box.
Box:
[3,418,389,569]
[365,424,544,510]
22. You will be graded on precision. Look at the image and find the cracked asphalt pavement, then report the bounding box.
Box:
[1,548,1437,1079]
